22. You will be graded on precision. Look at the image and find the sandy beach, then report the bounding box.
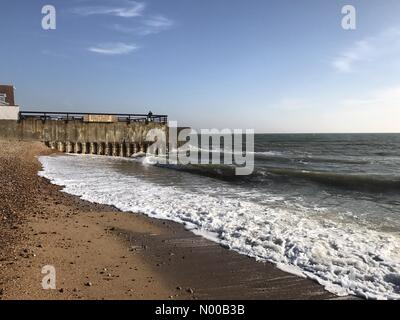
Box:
[0,139,336,300]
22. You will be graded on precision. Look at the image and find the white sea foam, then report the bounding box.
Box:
[38,155,400,299]
[172,144,282,157]
[130,152,146,159]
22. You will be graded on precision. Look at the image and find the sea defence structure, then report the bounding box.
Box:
[0,111,168,157]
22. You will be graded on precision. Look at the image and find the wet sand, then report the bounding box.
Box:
[0,139,337,300]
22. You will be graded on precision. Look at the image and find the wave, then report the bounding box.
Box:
[254,152,371,165]
[265,168,400,192]
[136,155,240,181]
[132,155,399,192]
[38,154,400,300]
[168,145,369,167]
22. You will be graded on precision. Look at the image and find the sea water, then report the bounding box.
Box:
[38,134,400,299]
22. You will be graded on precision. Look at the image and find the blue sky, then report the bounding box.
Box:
[1,0,400,133]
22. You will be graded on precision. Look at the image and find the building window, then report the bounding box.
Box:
[0,93,9,106]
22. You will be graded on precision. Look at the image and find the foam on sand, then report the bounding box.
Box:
[38,154,400,300]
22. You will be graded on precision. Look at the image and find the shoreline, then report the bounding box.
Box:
[0,139,338,300]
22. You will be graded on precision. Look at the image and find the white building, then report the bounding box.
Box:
[0,85,20,120]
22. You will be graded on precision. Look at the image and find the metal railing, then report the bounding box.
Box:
[18,111,168,124]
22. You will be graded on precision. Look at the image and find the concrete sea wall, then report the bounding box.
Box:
[0,119,167,157]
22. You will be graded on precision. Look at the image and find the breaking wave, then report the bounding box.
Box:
[38,154,400,300]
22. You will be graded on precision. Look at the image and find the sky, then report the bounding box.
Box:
[1,0,400,133]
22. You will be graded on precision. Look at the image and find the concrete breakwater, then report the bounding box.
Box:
[0,116,167,157]
[46,140,150,157]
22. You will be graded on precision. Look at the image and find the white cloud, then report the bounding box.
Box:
[269,85,400,133]
[323,85,400,132]
[73,1,145,18]
[113,15,174,36]
[72,1,175,54]
[88,43,138,55]
[332,40,373,72]
[332,27,400,73]
[341,85,400,109]
[145,15,174,29]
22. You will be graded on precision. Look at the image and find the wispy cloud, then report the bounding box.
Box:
[332,40,373,72]
[72,0,145,18]
[73,1,175,55]
[112,15,174,36]
[323,85,400,132]
[88,42,138,55]
[332,27,400,73]
[144,15,174,30]
[341,85,400,109]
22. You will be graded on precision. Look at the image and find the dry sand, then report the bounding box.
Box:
[0,139,336,300]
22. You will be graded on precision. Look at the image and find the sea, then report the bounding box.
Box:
[38,133,400,299]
